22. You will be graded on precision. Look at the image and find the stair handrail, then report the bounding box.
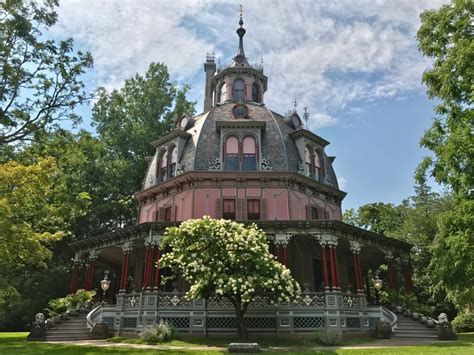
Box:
[381,306,398,332]
[86,305,102,330]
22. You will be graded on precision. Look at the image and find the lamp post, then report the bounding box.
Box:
[373,274,383,305]
[99,271,110,322]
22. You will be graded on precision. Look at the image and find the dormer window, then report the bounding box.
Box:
[252,83,259,103]
[224,136,240,170]
[159,150,168,182]
[305,146,323,181]
[179,116,188,129]
[169,146,178,178]
[233,79,245,101]
[224,135,258,171]
[233,104,248,118]
[219,83,227,103]
[242,136,257,171]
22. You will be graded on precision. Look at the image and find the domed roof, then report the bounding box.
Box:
[143,102,340,191]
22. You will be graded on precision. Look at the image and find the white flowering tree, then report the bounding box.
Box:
[160,217,300,339]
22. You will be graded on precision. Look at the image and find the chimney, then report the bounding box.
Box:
[203,52,216,112]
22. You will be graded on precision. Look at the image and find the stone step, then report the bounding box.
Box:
[393,334,438,338]
[46,335,91,341]
[47,329,90,334]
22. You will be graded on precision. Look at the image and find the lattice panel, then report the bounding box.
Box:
[343,295,360,308]
[122,317,137,329]
[346,317,361,328]
[158,294,193,309]
[161,317,190,329]
[294,317,325,329]
[245,317,276,329]
[207,297,233,309]
[102,317,115,328]
[293,293,326,308]
[207,317,237,329]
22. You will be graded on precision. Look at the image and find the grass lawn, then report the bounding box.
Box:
[0,332,472,354]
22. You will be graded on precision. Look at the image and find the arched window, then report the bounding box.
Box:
[242,136,257,171]
[305,147,314,178]
[252,83,259,102]
[158,150,167,182]
[224,136,240,170]
[232,79,245,101]
[314,150,321,181]
[219,83,227,103]
[169,146,178,178]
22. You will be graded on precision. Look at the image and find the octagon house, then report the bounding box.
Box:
[66,15,413,338]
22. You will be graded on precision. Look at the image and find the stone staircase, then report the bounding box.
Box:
[45,313,90,341]
[393,315,438,339]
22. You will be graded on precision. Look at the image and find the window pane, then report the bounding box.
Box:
[223,199,235,219]
[233,79,245,101]
[225,137,239,154]
[225,155,239,170]
[247,199,260,220]
[170,163,176,178]
[164,207,172,221]
[252,83,259,102]
[242,137,256,154]
[220,83,227,103]
[242,155,256,171]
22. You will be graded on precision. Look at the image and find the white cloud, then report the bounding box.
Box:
[49,0,449,119]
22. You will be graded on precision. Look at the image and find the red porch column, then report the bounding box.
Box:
[350,241,364,294]
[403,258,413,294]
[331,245,341,291]
[69,256,81,294]
[320,244,330,290]
[385,251,397,290]
[274,234,291,267]
[142,242,154,290]
[84,250,97,291]
[119,243,132,293]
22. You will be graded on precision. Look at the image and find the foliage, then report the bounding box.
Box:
[140,322,177,343]
[313,328,342,346]
[46,289,95,316]
[0,0,93,146]
[416,1,474,309]
[90,62,196,229]
[160,217,300,339]
[0,158,89,311]
[452,313,474,333]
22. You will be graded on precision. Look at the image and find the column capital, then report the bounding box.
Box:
[314,233,338,247]
[88,249,98,260]
[274,233,292,246]
[349,240,361,254]
[383,250,394,261]
[121,241,133,253]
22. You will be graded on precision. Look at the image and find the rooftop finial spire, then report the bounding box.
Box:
[231,5,251,68]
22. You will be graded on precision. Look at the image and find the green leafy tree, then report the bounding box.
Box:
[416,0,474,308]
[0,157,89,311]
[91,62,195,227]
[160,217,300,339]
[0,0,93,146]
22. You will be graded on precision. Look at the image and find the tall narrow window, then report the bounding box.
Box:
[219,83,227,103]
[164,207,172,221]
[247,199,260,220]
[314,150,321,181]
[305,147,314,178]
[159,150,167,182]
[169,146,178,178]
[311,206,319,220]
[224,136,240,170]
[242,136,257,171]
[223,199,236,220]
[232,79,245,101]
[252,83,259,102]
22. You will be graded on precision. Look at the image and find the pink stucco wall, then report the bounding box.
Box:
[138,187,341,223]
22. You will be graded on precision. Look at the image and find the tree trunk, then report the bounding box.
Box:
[229,297,248,340]
[235,307,248,340]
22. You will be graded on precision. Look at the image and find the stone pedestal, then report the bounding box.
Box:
[27,323,46,341]
[91,322,110,339]
[373,320,391,339]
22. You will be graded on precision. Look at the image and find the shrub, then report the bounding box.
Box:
[313,328,342,346]
[140,322,177,343]
[46,289,95,316]
[452,313,474,333]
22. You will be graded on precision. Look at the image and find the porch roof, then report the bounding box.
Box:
[69,220,412,254]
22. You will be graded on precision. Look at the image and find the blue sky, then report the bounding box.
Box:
[49,0,446,211]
